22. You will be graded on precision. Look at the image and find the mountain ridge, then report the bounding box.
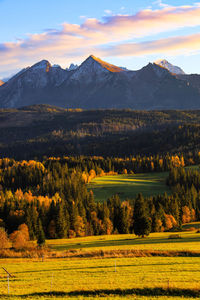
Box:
[0,55,200,110]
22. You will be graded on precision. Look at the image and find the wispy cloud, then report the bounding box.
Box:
[104,9,113,15]
[1,4,200,74]
[153,0,170,8]
[100,33,200,57]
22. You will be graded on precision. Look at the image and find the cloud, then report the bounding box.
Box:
[104,10,113,15]
[99,33,200,57]
[153,0,169,8]
[1,4,200,75]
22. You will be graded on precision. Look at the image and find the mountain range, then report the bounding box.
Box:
[0,55,200,110]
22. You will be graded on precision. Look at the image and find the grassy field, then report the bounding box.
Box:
[47,230,200,252]
[1,231,200,299]
[87,172,170,202]
[1,257,200,299]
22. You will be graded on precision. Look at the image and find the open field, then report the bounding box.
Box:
[1,231,200,299]
[1,257,200,299]
[47,229,200,252]
[87,172,170,202]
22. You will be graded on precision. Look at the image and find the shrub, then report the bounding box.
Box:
[18,224,30,241]
[168,234,182,239]
[10,230,26,250]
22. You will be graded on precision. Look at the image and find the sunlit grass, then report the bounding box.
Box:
[87,173,170,202]
[1,230,200,299]
[47,230,200,252]
[1,257,200,299]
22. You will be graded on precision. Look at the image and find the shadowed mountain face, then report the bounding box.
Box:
[0,55,200,110]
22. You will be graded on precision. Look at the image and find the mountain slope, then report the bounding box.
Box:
[0,80,4,87]
[0,55,200,110]
[0,60,70,107]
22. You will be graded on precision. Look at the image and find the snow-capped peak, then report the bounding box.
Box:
[0,80,4,86]
[154,59,185,75]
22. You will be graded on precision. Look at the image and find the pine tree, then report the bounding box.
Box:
[37,219,45,246]
[56,201,69,238]
[118,206,129,234]
[133,193,151,237]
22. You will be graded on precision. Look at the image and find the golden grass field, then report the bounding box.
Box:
[1,229,200,299]
[1,256,200,299]
[47,228,200,252]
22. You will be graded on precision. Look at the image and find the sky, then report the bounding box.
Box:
[1,0,200,78]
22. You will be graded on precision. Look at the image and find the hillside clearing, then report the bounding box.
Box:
[87,173,170,202]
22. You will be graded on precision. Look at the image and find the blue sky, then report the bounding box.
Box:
[0,0,200,78]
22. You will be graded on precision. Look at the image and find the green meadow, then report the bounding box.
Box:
[87,172,170,202]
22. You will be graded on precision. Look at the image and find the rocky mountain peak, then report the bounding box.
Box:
[86,55,124,73]
[68,63,78,71]
[155,59,185,75]
[138,62,169,79]
[31,60,51,72]
[69,55,124,82]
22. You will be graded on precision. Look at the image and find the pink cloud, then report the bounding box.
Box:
[100,33,200,57]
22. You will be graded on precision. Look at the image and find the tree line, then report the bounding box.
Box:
[0,156,199,240]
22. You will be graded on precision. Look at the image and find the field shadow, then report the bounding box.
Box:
[0,287,200,298]
[51,235,200,251]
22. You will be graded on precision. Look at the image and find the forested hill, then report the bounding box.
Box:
[1,105,200,159]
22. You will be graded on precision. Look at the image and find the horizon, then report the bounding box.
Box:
[1,0,200,78]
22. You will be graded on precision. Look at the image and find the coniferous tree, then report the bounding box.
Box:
[133,193,151,237]
[37,219,45,246]
[118,206,129,234]
[56,201,69,238]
